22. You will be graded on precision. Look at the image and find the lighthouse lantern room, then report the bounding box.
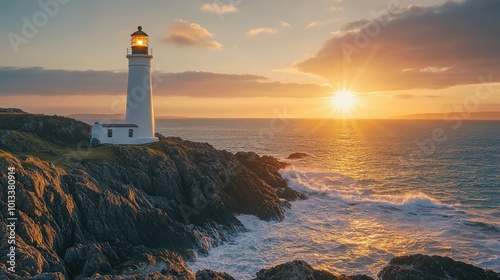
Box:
[130,26,149,54]
[91,26,159,145]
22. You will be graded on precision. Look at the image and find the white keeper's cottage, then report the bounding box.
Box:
[91,26,159,145]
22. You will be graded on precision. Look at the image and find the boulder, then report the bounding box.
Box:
[254,260,373,280]
[286,153,311,159]
[195,269,236,280]
[378,254,500,280]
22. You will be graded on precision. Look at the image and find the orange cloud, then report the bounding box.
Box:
[200,3,239,14]
[164,20,222,50]
[246,27,278,37]
[296,0,500,92]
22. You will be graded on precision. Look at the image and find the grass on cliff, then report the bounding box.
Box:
[1,130,116,167]
[0,110,116,166]
[24,145,116,167]
[147,138,196,158]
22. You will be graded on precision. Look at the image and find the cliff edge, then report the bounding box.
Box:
[0,109,305,279]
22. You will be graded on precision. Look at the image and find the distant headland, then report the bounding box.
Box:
[390,111,500,120]
[66,114,194,120]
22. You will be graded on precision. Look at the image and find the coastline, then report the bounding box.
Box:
[0,109,499,279]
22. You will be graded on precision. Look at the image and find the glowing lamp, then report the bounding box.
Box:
[130,26,149,54]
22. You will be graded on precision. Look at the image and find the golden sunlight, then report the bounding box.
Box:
[331,90,358,111]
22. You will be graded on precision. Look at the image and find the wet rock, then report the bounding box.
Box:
[196,269,236,280]
[286,153,311,159]
[378,254,500,280]
[235,152,307,201]
[276,188,307,201]
[254,260,374,280]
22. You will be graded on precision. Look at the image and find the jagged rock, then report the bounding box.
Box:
[276,188,307,201]
[88,273,173,279]
[254,260,374,280]
[29,272,66,280]
[63,243,118,278]
[0,110,306,279]
[378,254,500,280]
[0,111,90,147]
[286,153,311,159]
[159,258,195,280]
[235,152,307,201]
[195,269,236,280]
[0,108,26,114]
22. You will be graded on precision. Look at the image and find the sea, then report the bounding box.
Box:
[157,119,499,278]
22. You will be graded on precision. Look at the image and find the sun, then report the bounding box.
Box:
[331,90,358,111]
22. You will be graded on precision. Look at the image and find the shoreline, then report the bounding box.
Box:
[0,109,498,279]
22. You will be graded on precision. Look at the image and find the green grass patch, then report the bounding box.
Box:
[1,131,115,167]
[21,144,117,167]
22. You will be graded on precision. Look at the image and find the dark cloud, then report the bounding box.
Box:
[295,0,500,92]
[0,67,331,98]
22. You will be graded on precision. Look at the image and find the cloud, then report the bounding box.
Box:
[295,0,500,92]
[305,19,337,28]
[246,28,278,37]
[163,20,222,50]
[280,22,290,28]
[0,67,332,98]
[341,19,369,32]
[200,3,238,14]
[329,6,343,12]
[306,22,318,28]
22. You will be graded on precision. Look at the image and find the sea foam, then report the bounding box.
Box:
[279,168,453,209]
[187,167,500,279]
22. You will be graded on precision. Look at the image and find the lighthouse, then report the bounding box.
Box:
[91,26,159,145]
[125,26,158,144]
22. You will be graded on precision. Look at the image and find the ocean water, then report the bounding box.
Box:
[156,119,500,278]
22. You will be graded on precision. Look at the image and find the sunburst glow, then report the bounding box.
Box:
[332,90,358,111]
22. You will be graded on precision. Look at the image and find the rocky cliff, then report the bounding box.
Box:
[0,109,498,280]
[0,110,304,279]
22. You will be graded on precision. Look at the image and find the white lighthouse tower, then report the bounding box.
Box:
[125,26,158,144]
[91,26,158,145]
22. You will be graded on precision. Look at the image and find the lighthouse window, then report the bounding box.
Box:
[107,129,112,138]
[129,129,134,137]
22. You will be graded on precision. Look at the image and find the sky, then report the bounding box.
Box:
[1,0,499,118]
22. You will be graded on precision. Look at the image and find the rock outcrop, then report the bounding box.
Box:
[377,254,500,280]
[254,260,373,280]
[0,109,90,148]
[286,153,311,160]
[235,152,306,201]
[0,110,306,279]
[195,269,235,280]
